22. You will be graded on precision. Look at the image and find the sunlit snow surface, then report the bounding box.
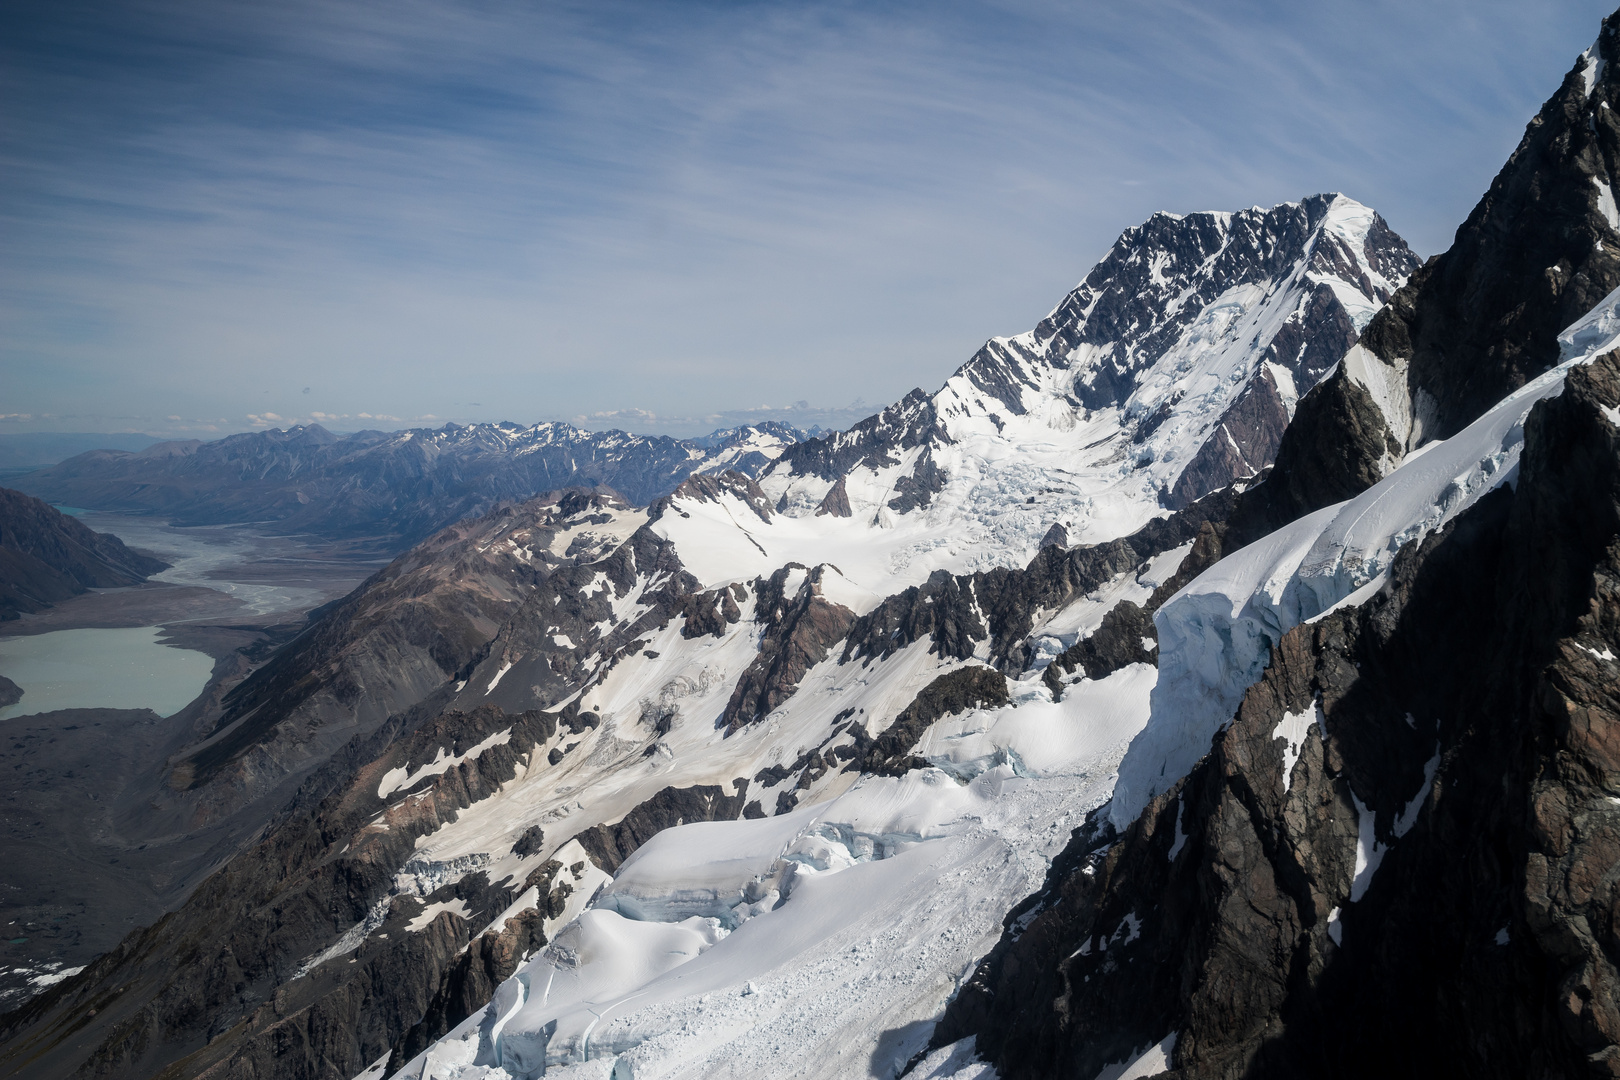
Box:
[387,196,1409,1080]
[653,194,1408,593]
[1111,282,1620,828]
[393,648,1152,1079]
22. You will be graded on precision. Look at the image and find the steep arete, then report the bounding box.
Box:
[1230,11,1620,545]
[928,12,1620,1078]
[758,194,1417,577]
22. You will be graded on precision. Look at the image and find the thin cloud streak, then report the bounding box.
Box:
[0,0,1613,439]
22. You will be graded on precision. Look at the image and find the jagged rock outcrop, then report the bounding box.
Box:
[1041,601,1156,699]
[932,353,1620,1077]
[844,667,1010,776]
[574,782,753,874]
[720,565,857,733]
[0,486,167,619]
[1230,15,1620,544]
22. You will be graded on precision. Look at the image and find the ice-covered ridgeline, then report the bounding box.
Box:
[381,543,1176,1079]
[741,195,1414,581]
[1107,284,1620,829]
[379,419,802,468]
[390,669,1154,1080]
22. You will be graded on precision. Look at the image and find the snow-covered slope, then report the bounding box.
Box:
[317,197,1415,1080]
[745,194,1415,584]
[0,196,1420,1080]
[1111,282,1620,829]
[385,240,1620,1080]
[23,13,1620,1078]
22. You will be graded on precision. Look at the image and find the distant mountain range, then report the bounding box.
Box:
[12,190,1412,564]
[0,432,161,469]
[12,420,809,550]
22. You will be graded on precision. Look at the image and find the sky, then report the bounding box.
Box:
[2,0,1616,441]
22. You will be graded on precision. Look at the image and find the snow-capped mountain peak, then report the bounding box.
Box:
[740,194,1416,585]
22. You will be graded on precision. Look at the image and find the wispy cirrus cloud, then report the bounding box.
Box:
[1,0,1612,440]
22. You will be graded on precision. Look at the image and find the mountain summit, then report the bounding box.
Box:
[756,194,1416,580]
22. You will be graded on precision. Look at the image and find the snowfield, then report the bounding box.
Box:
[380,197,1421,1080]
[741,195,1409,586]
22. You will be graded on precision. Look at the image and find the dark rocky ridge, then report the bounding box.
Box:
[844,666,1010,777]
[0,487,167,620]
[719,564,857,734]
[840,486,1240,675]
[929,313,1620,1076]
[575,782,753,874]
[1230,15,1620,545]
[12,421,805,552]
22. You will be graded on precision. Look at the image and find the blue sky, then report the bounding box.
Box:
[2,0,1614,439]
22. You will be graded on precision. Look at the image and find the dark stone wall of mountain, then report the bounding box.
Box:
[11,421,800,551]
[0,487,167,619]
[1395,17,1620,440]
[846,666,1009,777]
[1230,16,1620,543]
[1164,366,1292,510]
[932,353,1620,1078]
[1224,374,1397,547]
[841,486,1238,674]
[575,782,753,874]
[720,565,856,733]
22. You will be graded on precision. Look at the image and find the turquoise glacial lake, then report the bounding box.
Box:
[0,627,213,722]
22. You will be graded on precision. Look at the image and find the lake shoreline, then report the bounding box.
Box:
[0,517,383,1009]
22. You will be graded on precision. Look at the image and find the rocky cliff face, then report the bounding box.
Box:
[933,353,1620,1079]
[1230,14,1620,544]
[918,16,1620,1079]
[0,486,167,619]
[11,421,806,551]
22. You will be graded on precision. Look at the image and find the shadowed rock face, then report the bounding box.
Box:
[0,486,167,619]
[933,354,1620,1078]
[1231,14,1620,545]
[720,565,857,734]
[843,666,1010,778]
[575,782,754,874]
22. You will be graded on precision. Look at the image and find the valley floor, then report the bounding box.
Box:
[0,516,382,1009]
